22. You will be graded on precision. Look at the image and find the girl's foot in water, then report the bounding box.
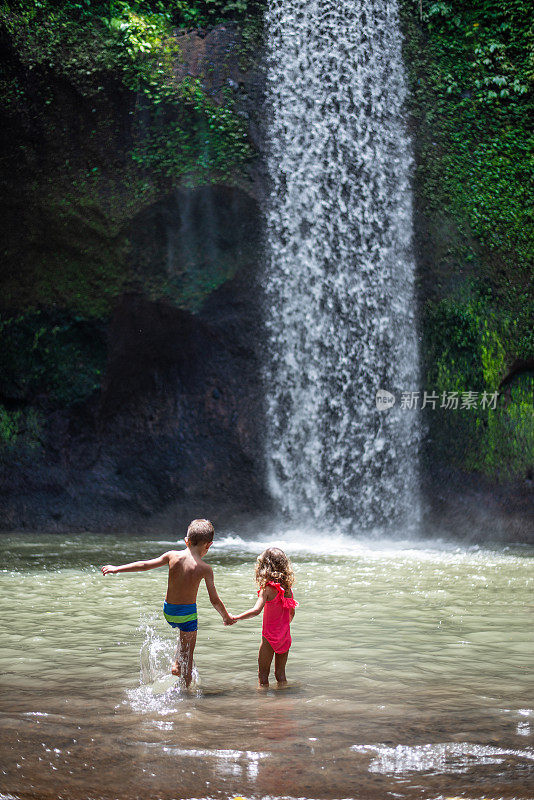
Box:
[171,661,181,677]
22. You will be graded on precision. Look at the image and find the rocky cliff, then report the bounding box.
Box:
[0,1,532,538]
[0,6,270,530]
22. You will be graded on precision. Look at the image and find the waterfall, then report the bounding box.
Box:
[262,0,421,532]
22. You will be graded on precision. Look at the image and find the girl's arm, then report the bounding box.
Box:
[101,552,170,575]
[232,586,275,621]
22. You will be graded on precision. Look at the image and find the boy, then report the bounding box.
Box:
[101,518,233,686]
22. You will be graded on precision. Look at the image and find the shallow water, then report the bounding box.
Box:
[0,530,533,800]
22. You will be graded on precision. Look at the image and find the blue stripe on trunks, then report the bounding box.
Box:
[163,601,198,631]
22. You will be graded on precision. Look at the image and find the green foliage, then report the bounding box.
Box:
[400,0,533,481]
[403,0,533,273]
[100,3,182,97]
[424,287,533,480]
[8,0,265,27]
[473,381,534,478]
[425,371,534,482]
[0,405,43,450]
[0,312,106,407]
[131,78,253,182]
[1,0,256,182]
[0,0,258,343]
[0,0,262,463]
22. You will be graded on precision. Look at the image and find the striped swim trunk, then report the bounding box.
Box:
[163,601,198,632]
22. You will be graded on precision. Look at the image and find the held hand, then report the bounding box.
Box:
[101,565,118,575]
[223,614,237,625]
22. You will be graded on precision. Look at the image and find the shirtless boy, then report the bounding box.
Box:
[101,518,233,686]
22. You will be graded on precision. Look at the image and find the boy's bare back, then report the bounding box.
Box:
[165,548,210,605]
[100,522,229,624]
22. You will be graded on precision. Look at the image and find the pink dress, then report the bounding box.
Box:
[260,581,298,654]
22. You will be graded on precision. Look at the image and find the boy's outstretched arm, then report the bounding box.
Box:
[204,567,234,625]
[101,552,170,575]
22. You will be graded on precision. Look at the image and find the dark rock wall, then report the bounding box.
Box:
[0,276,267,531]
[0,13,269,531]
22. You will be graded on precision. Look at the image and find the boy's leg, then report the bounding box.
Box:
[274,650,289,685]
[258,636,274,687]
[171,645,181,677]
[172,630,197,687]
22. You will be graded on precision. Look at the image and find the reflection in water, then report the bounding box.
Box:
[351,741,534,775]
[0,530,532,799]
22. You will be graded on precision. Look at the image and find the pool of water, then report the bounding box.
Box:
[0,528,532,799]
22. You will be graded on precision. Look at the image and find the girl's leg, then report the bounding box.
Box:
[258,636,274,687]
[274,650,289,685]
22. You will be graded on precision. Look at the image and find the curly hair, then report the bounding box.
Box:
[254,547,295,591]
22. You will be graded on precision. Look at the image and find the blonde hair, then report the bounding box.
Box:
[186,518,214,546]
[255,547,294,592]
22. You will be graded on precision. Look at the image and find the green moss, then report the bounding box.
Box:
[0,311,106,407]
[130,78,254,184]
[1,1,257,184]
[400,0,532,287]
[473,382,534,478]
[0,0,264,433]
[0,405,43,450]
[423,288,533,480]
[399,0,533,481]
[0,0,259,330]
[0,181,130,317]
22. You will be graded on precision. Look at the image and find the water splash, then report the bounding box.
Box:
[262,0,420,532]
[139,623,175,688]
[128,623,200,712]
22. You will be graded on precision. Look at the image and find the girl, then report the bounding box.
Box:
[231,547,298,687]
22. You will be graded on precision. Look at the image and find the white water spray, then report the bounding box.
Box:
[262,0,421,532]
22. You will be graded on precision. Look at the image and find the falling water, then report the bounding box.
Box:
[262,0,421,532]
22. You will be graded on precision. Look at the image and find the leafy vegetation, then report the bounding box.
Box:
[0,310,106,449]
[0,405,43,449]
[0,0,260,424]
[0,311,106,406]
[1,0,257,182]
[400,0,533,480]
[130,77,253,183]
[423,288,533,478]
